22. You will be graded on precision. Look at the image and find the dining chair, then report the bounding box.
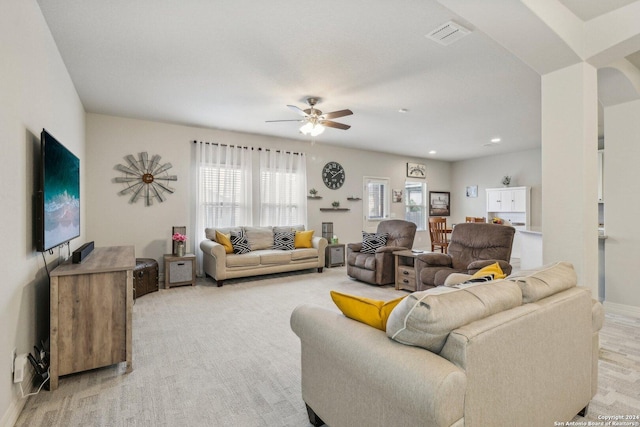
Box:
[428,217,449,253]
[465,216,486,223]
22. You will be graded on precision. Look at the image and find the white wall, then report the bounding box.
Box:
[450,148,542,227]
[0,1,85,425]
[86,113,450,271]
[603,99,640,315]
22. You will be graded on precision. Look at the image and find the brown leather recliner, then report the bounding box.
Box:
[415,222,515,290]
[347,219,417,286]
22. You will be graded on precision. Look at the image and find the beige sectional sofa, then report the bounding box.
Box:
[200,226,327,286]
[291,262,604,427]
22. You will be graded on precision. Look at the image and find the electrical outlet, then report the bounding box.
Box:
[13,354,28,383]
[11,348,16,373]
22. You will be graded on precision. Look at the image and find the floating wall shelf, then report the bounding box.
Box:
[346,197,361,201]
[307,196,323,199]
[320,208,350,212]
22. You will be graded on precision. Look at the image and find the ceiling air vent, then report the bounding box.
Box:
[426,21,471,46]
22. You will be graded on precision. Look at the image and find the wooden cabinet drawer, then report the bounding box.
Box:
[396,265,416,291]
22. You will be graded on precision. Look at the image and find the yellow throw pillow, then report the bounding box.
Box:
[294,230,314,248]
[215,230,234,254]
[471,262,506,280]
[330,291,406,331]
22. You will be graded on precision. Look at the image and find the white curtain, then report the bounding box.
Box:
[259,149,307,227]
[194,142,252,275]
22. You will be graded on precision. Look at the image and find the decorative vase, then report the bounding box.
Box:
[176,241,185,257]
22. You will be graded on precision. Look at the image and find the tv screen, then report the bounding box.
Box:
[36,129,80,252]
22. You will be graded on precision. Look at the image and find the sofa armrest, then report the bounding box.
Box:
[312,236,328,267]
[200,239,225,257]
[291,305,466,427]
[376,245,407,253]
[416,252,452,267]
[199,239,227,280]
[347,242,362,252]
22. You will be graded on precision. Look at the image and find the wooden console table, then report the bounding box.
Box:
[49,245,135,390]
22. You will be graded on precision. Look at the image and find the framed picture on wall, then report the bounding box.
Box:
[406,162,426,178]
[392,189,403,203]
[466,185,478,198]
[429,191,450,216]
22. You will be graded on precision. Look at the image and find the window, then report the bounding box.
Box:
[405,181,427,230]
[199,165,249,228]
[259,149,307,226]
[364,177,390,222]
[195,143,253,230]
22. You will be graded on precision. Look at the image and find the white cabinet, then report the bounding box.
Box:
[486,187,531,259]
[487,188,527,212]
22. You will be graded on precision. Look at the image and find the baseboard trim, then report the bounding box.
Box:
[603,301,640,318]
[1,394,28,427]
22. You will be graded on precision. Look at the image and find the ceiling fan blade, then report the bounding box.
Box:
[265,119,304,123]
[287,105,309,117]
[320,120,351,130]
[321,109,353,120]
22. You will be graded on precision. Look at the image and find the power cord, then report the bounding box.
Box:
[19,368,50,398]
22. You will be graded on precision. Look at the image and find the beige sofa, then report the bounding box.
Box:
[291,262,604,427]
[200,226,327,286]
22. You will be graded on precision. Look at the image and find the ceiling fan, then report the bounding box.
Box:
[266,97,353,136]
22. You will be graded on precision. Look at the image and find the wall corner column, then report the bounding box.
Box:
[541,62,599,296]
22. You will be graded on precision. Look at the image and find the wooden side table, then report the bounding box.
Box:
[325,243,346,268]
[163,253,196,288]
[393,249,428,292]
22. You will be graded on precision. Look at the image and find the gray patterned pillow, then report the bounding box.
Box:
[361,232,388,254]
[230,230,251,254]
[273,231,295,250]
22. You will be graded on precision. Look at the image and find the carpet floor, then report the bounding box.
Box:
[14,266,640,426]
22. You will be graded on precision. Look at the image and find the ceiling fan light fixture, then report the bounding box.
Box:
[310,124,325,136]
[300,122,314,135]
[299,121,325,136]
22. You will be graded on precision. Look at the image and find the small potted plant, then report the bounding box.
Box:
[172,232,187,256]
[309,188,318,197]
[332,201,340,209]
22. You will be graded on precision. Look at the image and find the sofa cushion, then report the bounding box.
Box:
[386,280,522,353]
[361,232,388,254]
[259,250,292,265]
[273,231,295,250]
[215,230,234,254]
[294,230,314,248]
[349,252,376,270]
[244,226,274,250]
[330,291,406,331]
[291,248,318,261]
[226,252,260,267]
[205,227,242,241]
[230,230,251,254]
[507,261,577,303]
[274,224,305,233]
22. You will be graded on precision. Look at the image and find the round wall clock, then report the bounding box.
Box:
[113,152,177,206]
[322,161,345,189]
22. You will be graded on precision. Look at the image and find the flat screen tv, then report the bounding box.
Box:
[35,129,80,252]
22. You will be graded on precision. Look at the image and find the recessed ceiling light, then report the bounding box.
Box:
[491,137,501,143]
[399,108,408,113]
[429,150,437,154]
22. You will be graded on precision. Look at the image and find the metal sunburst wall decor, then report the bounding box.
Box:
[113,152,177,206]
